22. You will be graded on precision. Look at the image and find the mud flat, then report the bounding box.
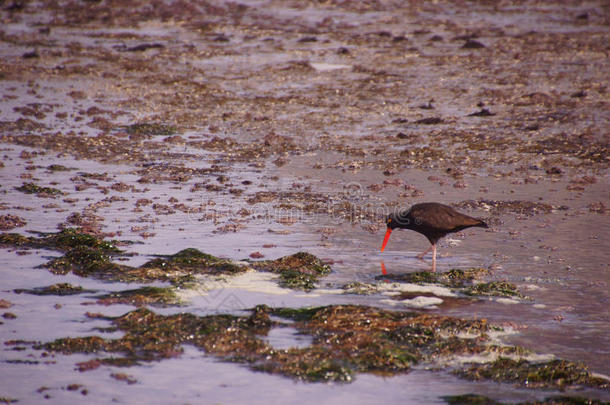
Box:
[0,1,608,403]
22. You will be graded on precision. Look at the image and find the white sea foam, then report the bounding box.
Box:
[381,296,443,309]
[378,282,457,297]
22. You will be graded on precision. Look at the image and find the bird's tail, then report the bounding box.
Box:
[476,219,489,228]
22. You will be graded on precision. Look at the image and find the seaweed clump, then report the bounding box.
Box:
[14,283,89,296]
[95,286,181,307]
[15,182,63,196]
[38,305,610,388]
[42,228,121,252]
[141,248,245,276]
[341,282,379,295]
[378,268,489,288]
[0,232,31,247]
[251,252,331,291]
[44,247,249,284]
[0,228,120,252]
[0,214,26,231]
[0,230,333,291]
[376,268,523,300]
[0,230,248,284]
[42,307,269,367]
[45,245,121,278]
[456,358,608,390]
[465,281,522,298]
[41,305,491,383]
[0,228,126,279]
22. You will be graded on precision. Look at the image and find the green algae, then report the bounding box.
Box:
[36,304,610,388]
[444,268,491,287]
[44,245,119,277]
[251,252,331,291]
[0,230,245,284]
[42,228,121,252]
[376,268,523,301]
[465,281,522,298]
[270,306,327,322]
[0,230,332,291]
[95,286,181,307]
[456,358,608,390]
[142,248,244,275]
[41,246,247,285]
[15,182,63,195]
[277,269,319,290]
[0,228,120,252]
[341,281,379,295]
[14,283,89,296]
[0,232,31,247]
[384,270,441,284]
[379,268,489,288]
[40,305,493,383]
[0,229,130,279]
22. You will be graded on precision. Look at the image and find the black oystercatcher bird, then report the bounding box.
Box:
[380,202,488,272]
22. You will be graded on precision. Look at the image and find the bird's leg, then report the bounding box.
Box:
[416,244,433,260]
[431,243,437,272]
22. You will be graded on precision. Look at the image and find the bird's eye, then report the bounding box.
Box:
[387,218,392,224]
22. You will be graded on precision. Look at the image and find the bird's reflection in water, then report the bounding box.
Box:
[380,261,392,283]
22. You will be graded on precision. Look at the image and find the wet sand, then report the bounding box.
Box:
[0,1,609,403]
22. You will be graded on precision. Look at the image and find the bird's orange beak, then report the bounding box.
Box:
[380,228,392,252]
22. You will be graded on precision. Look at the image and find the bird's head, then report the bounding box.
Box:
[385,213,399,230]
[382,210,413,252]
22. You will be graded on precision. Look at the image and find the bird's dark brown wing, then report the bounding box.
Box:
[409,203,484,232]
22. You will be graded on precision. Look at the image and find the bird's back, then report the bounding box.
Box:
[405,202,487,243]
